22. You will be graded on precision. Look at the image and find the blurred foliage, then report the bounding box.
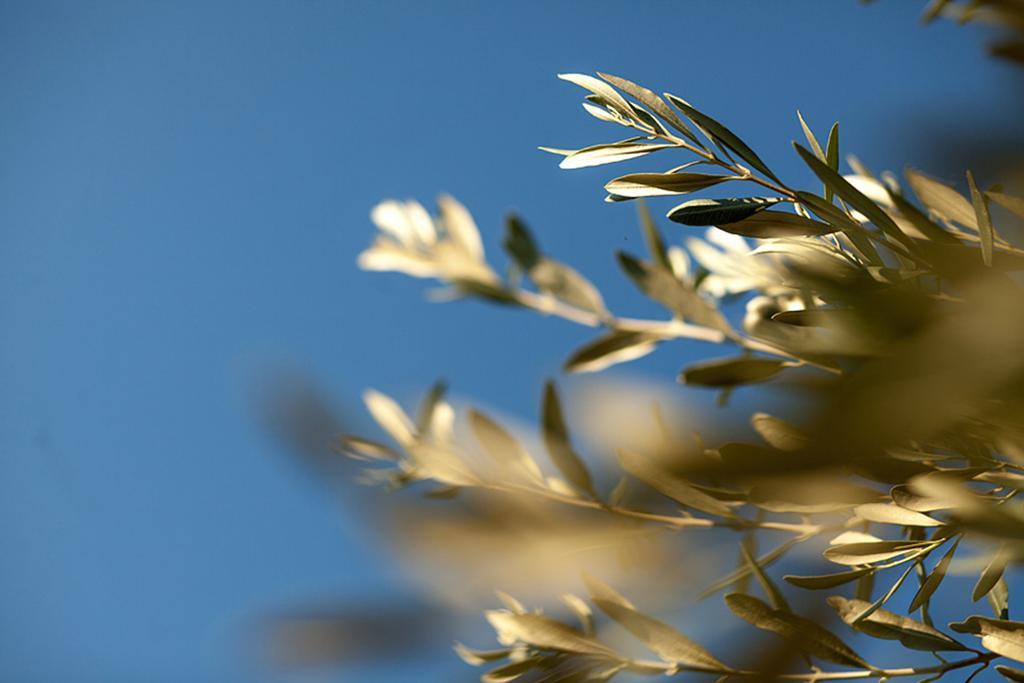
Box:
[320,3,1024,682]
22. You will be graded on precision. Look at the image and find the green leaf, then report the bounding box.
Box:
[597,73,703,145]
[664,94,781,183]
[967,170,995,267]
[563,330,662,374]
[797,111,825,161]
[784,568,874,590]
[616,449,735,518]
[680,356,791,388]
[616,251,731,333]
[725,593,868,668]
[909,539,960,613]
[793,143,913,251]
[541,381,596,499]
[714,209,838,238]
[666,197,782,226]
[590,597,728,669]
[951,616,1024,662]
[605,172,730,199]
[997,664,1024,682]
[503,214,541,272]
[829,597,968,651]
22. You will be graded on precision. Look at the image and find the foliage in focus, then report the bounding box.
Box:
[341,7,1024,683]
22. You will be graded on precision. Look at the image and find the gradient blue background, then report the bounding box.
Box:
[1,2,1021,681]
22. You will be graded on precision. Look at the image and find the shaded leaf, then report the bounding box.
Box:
[909,539,960,613]
[531,259,607,317]
[854,503,942,527]
[906,167,978,229]
[725,593,868,668]
[616,449,735,518]
[469,409,545,485]
[564,330,662,374]
[829,597,967,651]
[750,413,808,451]
[616,251,731,333]
[680,356,791,388]
[967,170,995,267]
[784,568,874,590]
[503,214,541,272]
[541,381,596,498]
[951,616,1024,662]
[716,209,838,238]
[667,197,782,226]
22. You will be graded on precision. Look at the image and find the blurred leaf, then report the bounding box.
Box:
[590,596,728,669]
[988,190,1024,220]
[905,168,978,229]
[503,214,541,273]
[616,251,731,332]
[541,381,596,499]
[485,611,617,657]
[680,356,791,387]
[616,449,735,518]
[363,389,417,448]
[784,568,874,590]
[750,413,807,451]
[531,259,607,317]
[469,409,545,485]
[967,170,995,266]
[854,503,942,527]
[564,330,662,374]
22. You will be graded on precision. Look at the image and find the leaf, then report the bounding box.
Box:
[605,172,730,198]
[794,143,912,250]
[485,611,616,657]
[531,259,607,317]
[438,194,485,261]
[469,409,545,485]
[714,209,838,238]
[906,168,978,229]
[829,597,968,651]
[558,73,636,120]
[637,201,671,270]
[823,540,933,566]
[482,658,539,682]
[854,503,942,527]
[664,94,781,182]
[590,598,728,670]
[750,413,807,451]
[503,214,541,272]
[453,643,512,666]
[563,330,662,374]
[797,111,825,161]
[739,542,789,612]
[988,190,1024,220]
[616,252,731,333]
[541,381,596,498]
[338,435,401,462]
[560,141,674,170]
[597,73,702,145]
[909,539,960,612]
[363,389,417,447]
[967,170,995,267]
[666,197,782,226]
[784,568,874,590]
[560,593,594,635]
[974,549,1009,603]
[997,665,1024,682]
[825,122,840,202]
[416,379,448,433]
[724,593,868,668]
[951,616,1024,662]
[582,573,635,609]
[616,449,735,518]
[680,356,791,387]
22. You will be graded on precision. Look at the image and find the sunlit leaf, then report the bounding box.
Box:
[829,597,968,651]
[541,381,596,499]
[605,172,730,199]
[951,616,1024,662]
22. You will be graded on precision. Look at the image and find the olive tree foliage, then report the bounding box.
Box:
[342,4,1024,682]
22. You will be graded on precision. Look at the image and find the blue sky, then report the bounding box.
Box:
[0,2,1020,681]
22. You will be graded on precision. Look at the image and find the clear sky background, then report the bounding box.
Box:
[1,2,1022,682]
